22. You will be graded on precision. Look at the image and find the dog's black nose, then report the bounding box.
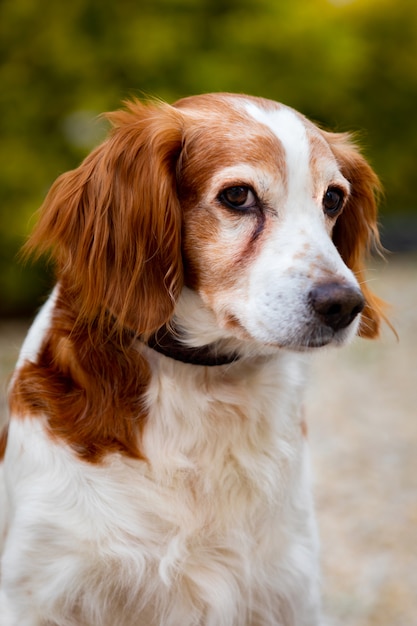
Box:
[309,282,365,332]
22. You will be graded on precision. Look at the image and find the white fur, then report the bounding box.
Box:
[1,317,319,625]
[0,290,57,558]
[14,286,58,372]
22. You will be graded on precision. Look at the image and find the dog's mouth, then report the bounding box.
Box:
[281,335,338,352]
[268,318,360,352]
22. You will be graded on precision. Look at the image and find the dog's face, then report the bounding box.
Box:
[177,95,373,349]
[27,93,383,350]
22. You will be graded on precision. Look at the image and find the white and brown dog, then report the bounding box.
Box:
[0,93,384,625]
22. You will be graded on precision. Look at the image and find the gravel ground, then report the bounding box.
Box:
[307,254,417,626]
[0,254,416,625]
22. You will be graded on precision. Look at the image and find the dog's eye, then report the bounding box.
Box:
[220,186,257,210]
[323,187,345,216]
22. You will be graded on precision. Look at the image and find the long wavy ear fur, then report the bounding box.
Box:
[24,100,184,337]
[324,131,386,338]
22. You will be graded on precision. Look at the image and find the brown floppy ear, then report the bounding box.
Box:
[324,131,385,338]
[25,99,184,337]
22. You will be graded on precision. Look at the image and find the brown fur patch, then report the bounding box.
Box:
[307,130,349,200]
[176,95,287,296]
[23,100,185,339]
[0,424,8,460]
[9,289,150,463]
[300,420,308,439]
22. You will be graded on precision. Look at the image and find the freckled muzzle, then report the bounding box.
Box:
[309,282,365,332]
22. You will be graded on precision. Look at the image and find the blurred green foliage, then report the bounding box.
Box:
[1,0,416,316]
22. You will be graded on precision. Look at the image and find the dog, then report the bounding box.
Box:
[0,93,384,625]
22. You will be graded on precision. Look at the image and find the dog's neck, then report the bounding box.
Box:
[146,325,240,367]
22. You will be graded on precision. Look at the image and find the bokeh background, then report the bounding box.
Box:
[0,0,416,624]
[1,0,417,314]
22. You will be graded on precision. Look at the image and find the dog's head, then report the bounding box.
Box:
[27,93,384,350]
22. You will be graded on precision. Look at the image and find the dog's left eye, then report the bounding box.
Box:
[323,187,345,216]
[219,186,257,210]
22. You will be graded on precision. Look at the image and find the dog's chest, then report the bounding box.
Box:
[72,361,310,623]
[104,354,308,561]
[4,353,317,625]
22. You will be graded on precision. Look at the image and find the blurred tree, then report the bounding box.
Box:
[0,0,416,315]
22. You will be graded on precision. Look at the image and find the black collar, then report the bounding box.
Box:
[146,326,240,367]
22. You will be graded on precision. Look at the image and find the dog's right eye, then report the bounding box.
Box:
[219,186,257,210]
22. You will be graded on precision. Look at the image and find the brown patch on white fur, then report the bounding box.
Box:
[300,420,308,439]
[9,286,150,462]
[0,425,8,460]
[176,94,287,300]
[223,313,253,339]
[292,241,312,261]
